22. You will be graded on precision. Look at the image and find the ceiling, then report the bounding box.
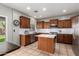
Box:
[2,3,79,19]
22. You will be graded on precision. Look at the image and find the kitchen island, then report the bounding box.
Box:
[36,34,56,54]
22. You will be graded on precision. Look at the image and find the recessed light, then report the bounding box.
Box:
[42,8,47,11]
[63,10,67,13]
[34,16,36,18]
[26,6,31,10]
[40,15,42,17]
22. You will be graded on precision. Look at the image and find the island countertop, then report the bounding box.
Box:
[36,34,56,38]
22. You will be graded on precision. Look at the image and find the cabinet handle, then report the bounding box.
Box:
[59,30,62,32]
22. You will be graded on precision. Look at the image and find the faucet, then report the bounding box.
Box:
[24,30,28,34]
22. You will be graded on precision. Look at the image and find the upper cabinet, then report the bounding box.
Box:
[50,19,58,27]
[71,16,78,26]
[37,21,49,29]
[43,22,50,29]
[58,19,72,28]
[36,19,72,29]
[20,16,30,28]
[58,20,64,28]
[37,21,44,29]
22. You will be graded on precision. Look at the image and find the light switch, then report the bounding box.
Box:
[13,29,15,32]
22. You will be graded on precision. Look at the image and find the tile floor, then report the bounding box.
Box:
[5,42,75,56]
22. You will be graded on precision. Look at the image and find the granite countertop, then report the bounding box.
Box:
[36,34,56,38]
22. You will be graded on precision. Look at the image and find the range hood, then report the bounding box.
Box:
[50,24,57,27]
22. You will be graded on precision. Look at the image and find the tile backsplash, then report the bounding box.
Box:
[36,28,73,34]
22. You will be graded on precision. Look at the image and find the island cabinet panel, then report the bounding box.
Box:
[38,37,55,53]
[47,39,55,53]
[38,38,47,51]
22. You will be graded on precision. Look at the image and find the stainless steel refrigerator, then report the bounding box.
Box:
[72,16,79,56]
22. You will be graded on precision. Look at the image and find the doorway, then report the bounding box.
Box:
[0,17,6,43]
[0,16,7,55]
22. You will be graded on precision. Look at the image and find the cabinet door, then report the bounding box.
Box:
[38,37,55,53]
[63,34,72,44]
[25,35,31,45]
[58,20,72,28]
[57,34,64,43]
[20,35,31,46]
[44,22,49,29]
[58,20,64,28]
[64,20,72,28]
[20,35,25,46]
[20,16,30,28]
[47,38,55,53]
[37,21,44,29]
[50,19,58,24]
[38,37,48,51]
[57,34,72,44]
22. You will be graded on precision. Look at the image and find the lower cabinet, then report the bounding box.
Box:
[57,34,73,44]
[20,35,31,46]
[38,37,55,53]
[57,34,63,43]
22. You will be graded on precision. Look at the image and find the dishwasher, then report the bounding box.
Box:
[30,34,36,43]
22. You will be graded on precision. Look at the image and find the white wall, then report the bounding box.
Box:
[12,10,24,46]
[0,4,31,46]
[0,4,13,43]
[0,5,13,53]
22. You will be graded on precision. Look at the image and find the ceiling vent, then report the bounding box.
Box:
[34,10,39,13]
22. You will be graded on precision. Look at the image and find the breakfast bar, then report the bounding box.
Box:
[36,34,56,54]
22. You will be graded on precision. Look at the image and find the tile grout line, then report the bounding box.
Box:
[58,43,60,56]
[65,44,69,56]
[5,42,74,56]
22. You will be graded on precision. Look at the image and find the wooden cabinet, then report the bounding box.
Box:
[57,34,73,44]
[50,19,58,26]
[63,34,72,44]
[58,20,64,28]
[58,19,72,28]
[20,35,31,46]
[37,21,44,29]
[37,21,49,29]
[63,20,72,28]
[38,37,55,53]
[43,22,49,29]
[20,16,30,28]
[57,34,64,43]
